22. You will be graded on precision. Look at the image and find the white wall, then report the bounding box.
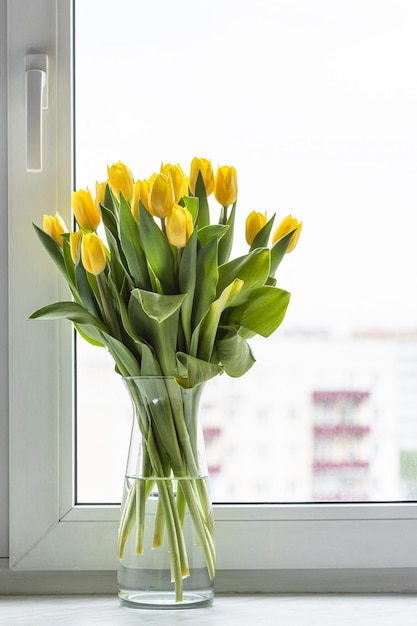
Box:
[0,0,9,558]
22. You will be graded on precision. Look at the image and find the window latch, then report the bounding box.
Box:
[25,53,48,172]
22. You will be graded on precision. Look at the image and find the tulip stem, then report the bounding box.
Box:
[160,217,167,237]
[220,205,228,225]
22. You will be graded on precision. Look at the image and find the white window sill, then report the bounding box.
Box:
[1,594,417,626]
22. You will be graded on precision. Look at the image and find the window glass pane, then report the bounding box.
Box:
[75,0,417,504]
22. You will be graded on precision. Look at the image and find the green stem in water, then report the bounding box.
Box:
[157,479,185,601]
[179,479,216,580]
[176,482,187,528]
[118,479,137,560]
[152,494,166,548]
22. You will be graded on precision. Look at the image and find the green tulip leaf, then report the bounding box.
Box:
[196,278,243,362]
[181,196,199,224]
[194,170,210,229]
[192,237,219,329]
[111,288,161,376]
[215,326,255,377]
[32,223,70,283]
[100,205,134,292]
[138,202,176,294]
[176,352,222,387]
[270,229,296,276]
[28,301,109,343]
[228,286,291,337]
[249,214,276,251]
[100,202,119,243]
[218,202,236,265]
[139,343,162,376]
[101,332,141,377]
[178,231,198,349]
[129,290,186,375]
[197,224,229,247]
[119,195,150,289]
[74,258,102,319]
[74,323,106,347]
[133,289,186,324]
[103,183,118,215]
[60,233,76,289]
[217,247,271,307]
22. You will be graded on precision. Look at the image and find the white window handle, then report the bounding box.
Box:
[25,54,48,172]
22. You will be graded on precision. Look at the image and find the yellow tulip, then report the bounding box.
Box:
[245,211,267,246]
[132,179,150,220]
[214,165,238,207]
[160,163,187,203]
[272,215,302,253]
[166,204,194,248]
[148,173,175,219]
[69,230,84,264]
[81,232,107,275]
[95,181,107,208]
[71,188,101,231]
[42,212,68,246]
[189,157,214,196]
[107,161,134,202]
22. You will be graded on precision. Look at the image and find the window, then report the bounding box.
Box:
[75,0,417,505]
[6,0,417,592]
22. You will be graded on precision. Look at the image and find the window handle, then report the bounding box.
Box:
[25,54,48,172]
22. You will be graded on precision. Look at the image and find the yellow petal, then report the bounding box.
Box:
[132,179,150,220]
[189,157,215,196]
[245,211,267,246]
[214,165,238,207]
[107,161,134,202]
[81,232,107,275]
[272,215,302,253]
[148,173,175,219]
[161,163,186,203]
[166,204,194,248]
[43,212,68,246]
[72,188,101,231]
[95,181,107,208]
[69,230,84,264]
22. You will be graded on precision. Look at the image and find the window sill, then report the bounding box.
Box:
[1,593,417,625]
[2,559,417,595]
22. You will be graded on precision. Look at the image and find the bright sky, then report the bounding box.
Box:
[75,0,417,334]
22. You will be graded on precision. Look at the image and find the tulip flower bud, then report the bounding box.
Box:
[69,230,84,264]
[95,181,107,208]
[214,165,238,207]
[107,161,134,202]
[81,232,107,275]
[189,157,215,196]
[148,173,175,219]
[166,204,194,248]
[72,188,101,232]
[160,163,187,203]
[132,179,150,221]
[245,211,267,246]
[272,215,302,253]
[43,212,68,246]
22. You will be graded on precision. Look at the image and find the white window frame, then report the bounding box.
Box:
[5,0,417,593]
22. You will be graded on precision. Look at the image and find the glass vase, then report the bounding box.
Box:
[117,376,215,609]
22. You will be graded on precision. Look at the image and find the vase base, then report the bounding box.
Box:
[119,589,214,610]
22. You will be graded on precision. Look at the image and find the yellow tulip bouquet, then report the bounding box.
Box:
[30,157,301,602]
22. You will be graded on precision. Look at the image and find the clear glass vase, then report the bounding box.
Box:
[117,376,215,609]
